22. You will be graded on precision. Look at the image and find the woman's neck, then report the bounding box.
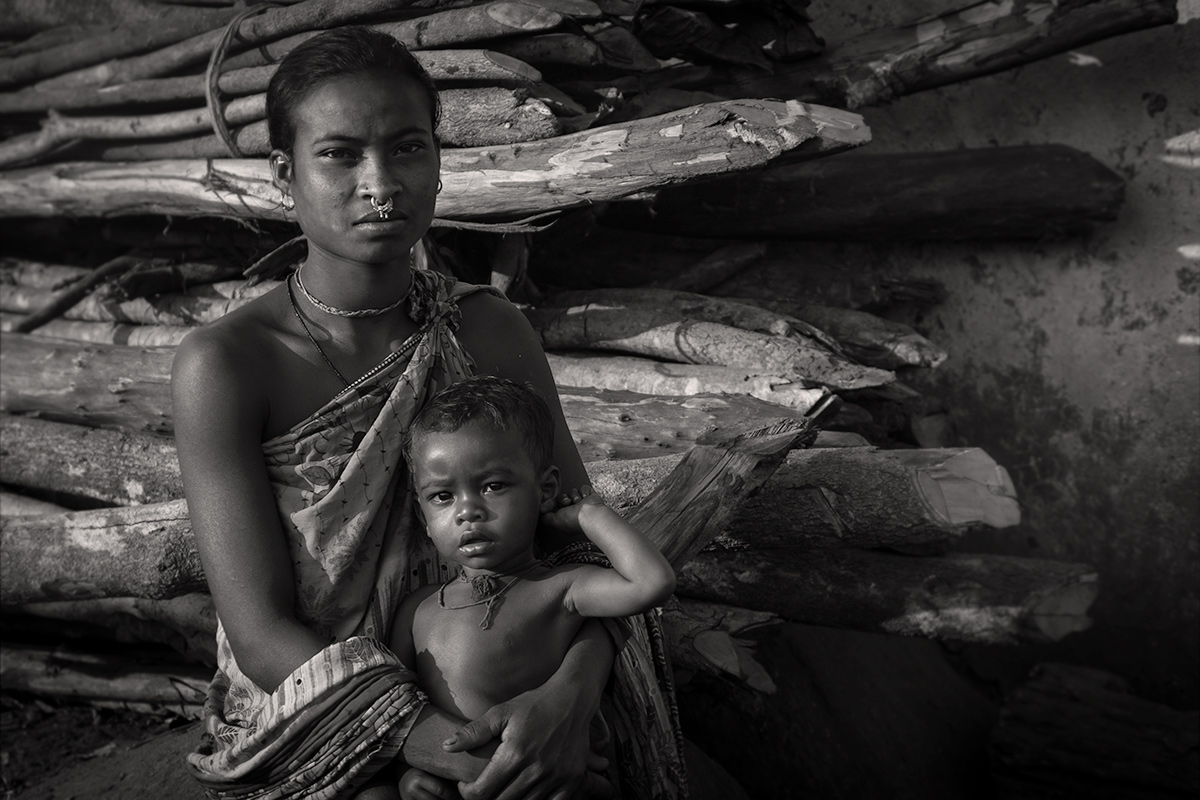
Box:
[298,246,413,314]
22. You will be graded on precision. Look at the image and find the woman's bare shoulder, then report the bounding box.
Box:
[455,289,542,368]
[173,287,290,391]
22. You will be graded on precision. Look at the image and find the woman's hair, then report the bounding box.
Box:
[266,25,442,152]
[406,377,556,471]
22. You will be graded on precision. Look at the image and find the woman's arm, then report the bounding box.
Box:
[172,326,328,692]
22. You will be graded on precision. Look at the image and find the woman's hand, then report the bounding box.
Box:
[444,623,616,800]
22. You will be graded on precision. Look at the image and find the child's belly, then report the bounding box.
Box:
[414,603,582,720]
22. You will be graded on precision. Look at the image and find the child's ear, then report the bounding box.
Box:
[539,465,560,513]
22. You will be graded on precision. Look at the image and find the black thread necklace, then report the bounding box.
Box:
[437,561,543,630]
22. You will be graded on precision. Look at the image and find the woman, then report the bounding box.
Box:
[173,26,686,800]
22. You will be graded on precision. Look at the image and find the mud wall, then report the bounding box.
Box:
[722,2,1199,706]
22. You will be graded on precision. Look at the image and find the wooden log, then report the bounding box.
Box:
[590,445,1020,551]
[15,594,219,667]
[0,5,237,88]
[2,258,92,292]
[0,643,209,715]
[0,52,542,115]
[675,548,1098,644]
[548,352,829,414]
[526,299,892,390]
[0,391,862,508]
[603,0,1178,109]
[491,33,606,68]
[0,278,269,325]
[629,418,817,566]
[0,315,193,346]
[5,253,142,333]
[0,99,869,222]
[5,87,561,168]
[635,6,772,70]
[0,490,69,517]
[989,663,1200,798]
[663,597,780,693]
[599,145,1127,240]
[0,334,176,435]
[731,298,947,370]
[0,417,811,605]
[0,415,182,506]
[34,0,512,90]
[715,0,1179,109]
[0,498,204,604]
[218,3,567,73]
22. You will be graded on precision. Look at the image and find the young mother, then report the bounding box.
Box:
[173,26,685,800]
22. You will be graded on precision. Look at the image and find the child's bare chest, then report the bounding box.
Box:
[412,585,582,718]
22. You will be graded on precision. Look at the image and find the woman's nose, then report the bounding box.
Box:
[359,155,400,201]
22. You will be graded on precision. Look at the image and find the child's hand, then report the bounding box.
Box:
[540,485,606,535]
[399,767,461,800]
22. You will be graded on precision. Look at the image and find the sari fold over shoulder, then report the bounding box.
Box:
[185,269,688,799]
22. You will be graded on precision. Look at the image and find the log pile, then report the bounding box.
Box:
[0,0,1169,785]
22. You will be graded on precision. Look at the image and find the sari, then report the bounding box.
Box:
[186,269,687,799]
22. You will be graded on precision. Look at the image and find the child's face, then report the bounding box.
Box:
[410,421,557,573]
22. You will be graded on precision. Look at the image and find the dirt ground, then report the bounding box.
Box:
[0,694,201,800]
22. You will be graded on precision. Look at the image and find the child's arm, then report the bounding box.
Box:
[544,491,676,617]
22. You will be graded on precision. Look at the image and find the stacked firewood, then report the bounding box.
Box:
[0,0,1178,726]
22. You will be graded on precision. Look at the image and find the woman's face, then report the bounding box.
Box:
[271,70,440,267]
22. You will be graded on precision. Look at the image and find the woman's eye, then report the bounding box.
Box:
[395,142,423,155]
[320,149,355,160]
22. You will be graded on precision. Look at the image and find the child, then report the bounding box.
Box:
[390,376,676,800]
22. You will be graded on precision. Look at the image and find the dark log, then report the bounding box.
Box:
[0,52,541,115]
[5,88,561,168]
[35,0,518,90]
[0,99,868,222]
[676,548,1098,644]
[217,3,567,73]
[599,145,1126,240]
[635,6,771,70]
[989,663,1200,799]
[13,593,219,667]
[0,392,862,507]
[663,597,779,693]
[492,33,606,69]
[0,498,204,604]
[0,643,208,716]
[0,5,236,88]
[600,0,1178,109]
[0,333,176,435]
[590,445,1020,551]
[0,415,182,507]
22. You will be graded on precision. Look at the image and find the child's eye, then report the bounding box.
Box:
[483,482,506,493]
[427,491,452,505]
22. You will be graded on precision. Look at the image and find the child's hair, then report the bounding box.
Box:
[406,377,555,470]
[266,25,441,152]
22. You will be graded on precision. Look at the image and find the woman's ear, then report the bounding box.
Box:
[269,149,293,195]
[539,465,560,513]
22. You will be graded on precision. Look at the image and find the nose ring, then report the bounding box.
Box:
[370,195,393,220]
